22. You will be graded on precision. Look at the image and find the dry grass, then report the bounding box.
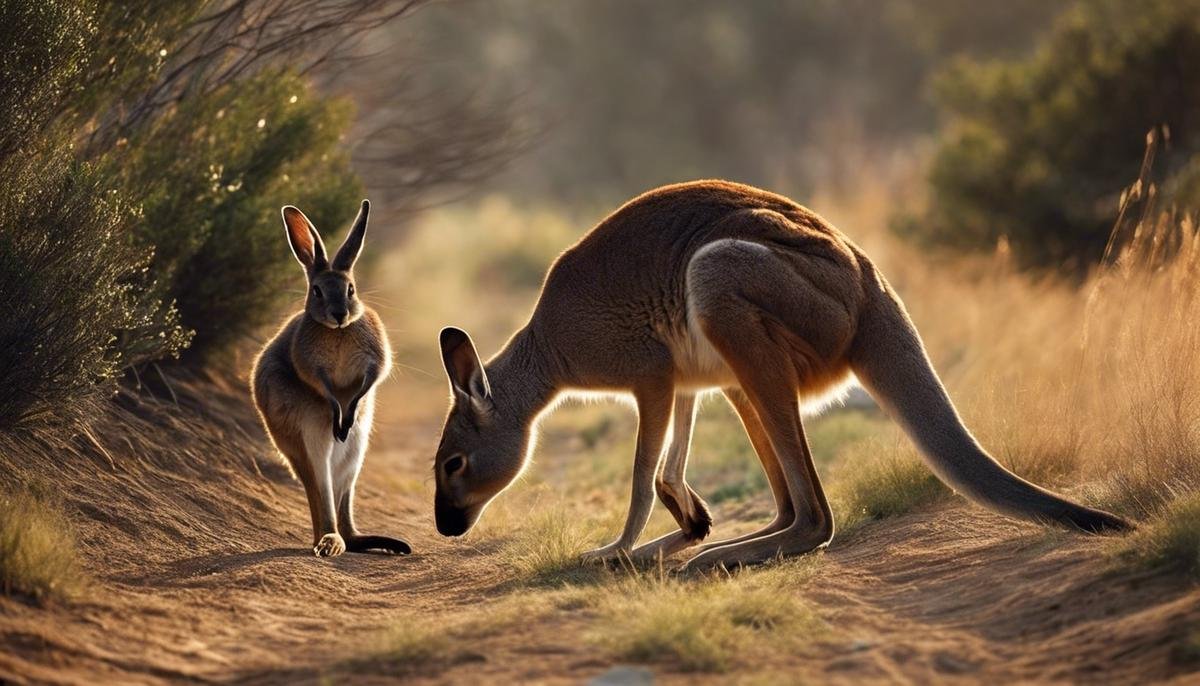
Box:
[1114,491,1200,579]
[0,485,86,602]
[815,174,1200,546]
[363,594,555,671]
[494,504,608,585]
[354,553,823,676]
[829,445,949,533]
[582,559,824,672]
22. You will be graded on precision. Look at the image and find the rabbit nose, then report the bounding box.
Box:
[332,309,348,324]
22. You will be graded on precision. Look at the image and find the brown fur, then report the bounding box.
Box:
[250,200,409,558]
[431,180,1127,570]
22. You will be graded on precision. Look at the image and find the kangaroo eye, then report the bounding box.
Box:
[444,455,466,476]
[312,285,323,298]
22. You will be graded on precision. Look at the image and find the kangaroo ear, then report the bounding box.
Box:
[282,206,328,271]
[440,327,493,418]
[332,199,369,271]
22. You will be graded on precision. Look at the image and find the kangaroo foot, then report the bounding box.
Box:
[313,532,346,557]
[629,529,702,562]
[580,542,631,566]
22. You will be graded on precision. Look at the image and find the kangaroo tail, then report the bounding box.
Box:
[848,271,1130,533]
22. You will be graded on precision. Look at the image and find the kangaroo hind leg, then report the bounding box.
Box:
[678,239,839,570]
[334,399,410,555]
[298,421,345,557]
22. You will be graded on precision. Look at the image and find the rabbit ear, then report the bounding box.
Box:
[281,206,328,271]
[332,199,369,271]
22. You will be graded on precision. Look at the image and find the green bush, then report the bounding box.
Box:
[0,0,365,429]
[0,1,90,158]
[0,150,188,428]
[907,0,1200,269]
[0,2,189,428]
[118,71,361,359]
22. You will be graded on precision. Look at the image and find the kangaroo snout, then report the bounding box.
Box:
[434,492,476,536]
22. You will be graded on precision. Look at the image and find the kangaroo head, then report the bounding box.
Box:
[433,327,529,536]
[281,200,370,329]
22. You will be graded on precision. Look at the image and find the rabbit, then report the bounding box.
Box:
[251,199,410,557]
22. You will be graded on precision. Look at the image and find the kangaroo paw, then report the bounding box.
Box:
[313,533,346,558]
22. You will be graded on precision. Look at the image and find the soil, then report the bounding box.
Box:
[1,378,1198,685]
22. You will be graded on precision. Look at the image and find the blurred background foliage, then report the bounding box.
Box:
[1,0,1198,430]
[910,0,1200,268]
[386,0,1069,203]
[385,0,1198,268]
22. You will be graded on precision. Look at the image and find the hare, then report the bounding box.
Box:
[430,180,1128,571]
[251,200,410,558]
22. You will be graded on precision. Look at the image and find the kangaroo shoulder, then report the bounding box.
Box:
[251,313,305,397]
[355,308,392,369]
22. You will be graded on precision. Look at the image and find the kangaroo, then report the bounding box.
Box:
[431,180,1129,570]
[251,200,410,558]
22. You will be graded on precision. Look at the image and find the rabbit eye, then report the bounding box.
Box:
[348,284,355,297]
[312,285,323,298]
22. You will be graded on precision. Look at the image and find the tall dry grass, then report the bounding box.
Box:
[820,151,1200,531]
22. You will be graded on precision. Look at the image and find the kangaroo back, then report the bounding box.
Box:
[848,265,1130,533]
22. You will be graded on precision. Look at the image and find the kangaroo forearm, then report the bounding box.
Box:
[315,369,342,421]
[349,363,381,405]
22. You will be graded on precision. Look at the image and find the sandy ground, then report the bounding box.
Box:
[1,380,1198,685]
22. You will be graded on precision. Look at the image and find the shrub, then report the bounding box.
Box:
[907,0,1200,269]
[0,1,90,158]
[0,0,187,429]
[0,1,369,418]
[0,1,193,427]
[117,70,361,359]
[0,149,188,429]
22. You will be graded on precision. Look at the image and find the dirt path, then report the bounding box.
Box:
[1,388,1198,684]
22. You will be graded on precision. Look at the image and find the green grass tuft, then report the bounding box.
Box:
[495,506,610,586]
[584,559,823,672]
[0,487,86,602]
[830,447,949,532]
[1113,491,1200,579]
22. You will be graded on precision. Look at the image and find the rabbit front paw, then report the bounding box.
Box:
[334,419,353,442]
[334,401,358,441]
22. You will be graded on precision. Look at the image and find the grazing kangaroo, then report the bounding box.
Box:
[251,200,410,558]
[431,180,1129,570]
